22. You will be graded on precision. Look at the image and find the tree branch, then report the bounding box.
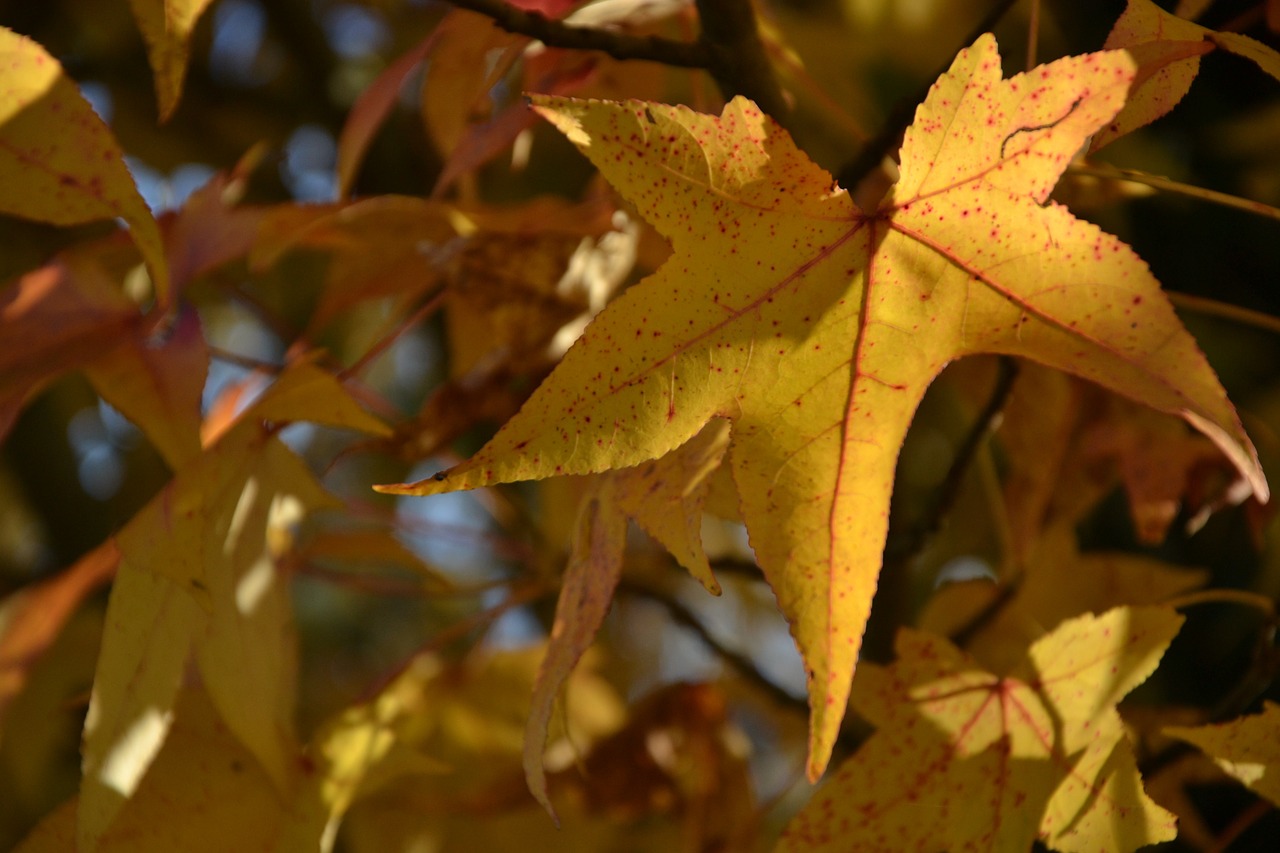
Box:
[441,0,790,124]
[443,0,709,67]
[836,0,1021,191]
[863,355,1020,661]
[694,0,790,123]
[619,579,808,713]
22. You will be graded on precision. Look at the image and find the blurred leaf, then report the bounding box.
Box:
[336,33,441,199]
[920,523,1207,674]
[126,0,219,122]
[0,250,136,443]
[282,646,622,851]
[23,685,285,852]
[86,306,208,469]
[421,11,524,159]
[0,540,118,733]
[1166,701,1280,806]
[0,28,170,304]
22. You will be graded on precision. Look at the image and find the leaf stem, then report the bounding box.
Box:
[1168,291,1280,336]
[344,289,448,379]
[1067,162,1280,222]
[1165,588,1277,617]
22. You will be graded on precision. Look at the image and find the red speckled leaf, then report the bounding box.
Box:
[524,420,729,817]
[779,607,1182,852]
[0,28,170,303]
[1093,0,1280,151]
[379,35,1266,780]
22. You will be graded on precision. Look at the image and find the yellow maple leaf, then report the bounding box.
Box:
[378,35,1267,780]
[778,607,1183,852]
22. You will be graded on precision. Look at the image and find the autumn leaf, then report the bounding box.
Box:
[0,540,118,731]
[126,0,218,122]
[1166,701,1280,806]
[524,420,729,818]
[78,361,388,849]
[20,685,286,853]
[918,522,1207,674]
[1092,0,1280,151]
[0,27,170,304]
[380,35,1266,780]
[0,233,214,467]
[778,607,1183,852]
[280,646,622,851]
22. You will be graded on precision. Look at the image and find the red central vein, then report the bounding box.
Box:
[887,217,1193,406]
[824,216,882,670]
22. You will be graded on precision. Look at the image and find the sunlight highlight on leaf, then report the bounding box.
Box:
[0,28,171,303]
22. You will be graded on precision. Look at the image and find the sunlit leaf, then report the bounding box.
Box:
[778,607,1182,851]
[381,35,1265,779]
[0,28,170,303]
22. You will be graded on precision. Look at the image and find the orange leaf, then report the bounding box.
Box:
[0,28,170,303]
[380,35,1266,780]
[0,540,119,724]
[0,254,136,442]
[335,33,441,198]
[779,607,1182,852]
[126,0,218,122]
[86,306,208,469]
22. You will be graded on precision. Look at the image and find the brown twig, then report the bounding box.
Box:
[619,579,807,712]
[863,356,1020,661]
[694,0,790,122]
[442,0,790,123]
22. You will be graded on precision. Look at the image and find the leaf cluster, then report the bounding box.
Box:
[2,1,1280,851]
